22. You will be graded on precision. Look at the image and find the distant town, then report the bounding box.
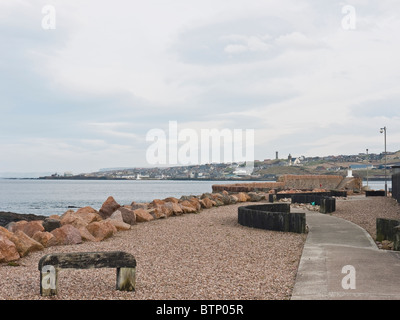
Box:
[39,150,400,181]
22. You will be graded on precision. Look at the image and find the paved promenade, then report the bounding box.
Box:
[291,211,400,300]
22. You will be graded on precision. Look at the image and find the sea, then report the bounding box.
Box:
[0,179,254,216]
[0,179,391,217]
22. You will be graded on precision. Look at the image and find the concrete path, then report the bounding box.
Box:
[291,211,400,300]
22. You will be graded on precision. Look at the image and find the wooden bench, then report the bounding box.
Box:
[38,251,136,296]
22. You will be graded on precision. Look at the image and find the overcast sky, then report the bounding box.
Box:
[1,0,400,174]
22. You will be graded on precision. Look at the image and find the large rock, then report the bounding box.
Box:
[189,198,202,211]
[200,197,214,209]
[148,199,166,208]
[11,230,44,257]
[0,235,20,262]
[0,226,14,239]
[9,220,45,236]
[7,220,27,233]
[60,212,89,229]
[112,207,136,225]
[99,196,121,219]
[23,220,45,238]
[131,202,148,210]
[42,218,61,232]
[200,193,213,200]
[163,202,183,216]
[247,192,266,202]
[179,200,198,213]
[236,192,248,202]
[75,206,102,224]
[60,207,102,229]
[133,208,154,222]
[78,227,98,242]
[86,220,117,241]
[229,195,238,204]
[163,197,179,204]
[50,225,83,246]
[147,207,166,219]
[32,231,56,248]
[106,218,131,231]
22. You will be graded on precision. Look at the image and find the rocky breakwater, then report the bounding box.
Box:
[0,191,267,264]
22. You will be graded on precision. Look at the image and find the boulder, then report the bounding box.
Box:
[4,221,16,232]
[48,214,61,220]
[148,199,166,208]
[247,192,266,202]
[189,198,202,211]
[8,220,28,233]
[133,208,154,222]
[105,218,131,231]
[32,231,56,248]
[179,201,198,213]
[229,195,238,204]
[60,212,89,229]
[22,220,45,238]
[164,202,183,216]
[8,220,45,237]
[200,197,214,209]
[50,225,83,246]
[236,192,248,202]
[75,206,102,224]
[99,196,121,219]
[0,235,20,262]
[42,218,61,232]
[131,202,148,210]
[78,227,98,242]
[112,207,136,225]
[163,197,179,204]
[86,220,117,241]
[200,193,213,200]
[147,207,166,219]
[0,226,14,239]
[11,230,44,257]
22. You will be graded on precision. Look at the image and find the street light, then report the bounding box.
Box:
[380,127,387,196]
[366,148,369,189]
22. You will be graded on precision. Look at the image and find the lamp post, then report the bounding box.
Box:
[380,127,387,196]
[366,148,369,189]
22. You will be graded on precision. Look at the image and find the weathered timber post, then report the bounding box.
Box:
[38,251,136,296]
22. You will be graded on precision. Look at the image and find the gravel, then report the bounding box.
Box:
[333,195,400,240]
[0,202,306,300]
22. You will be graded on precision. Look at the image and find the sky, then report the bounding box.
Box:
[1,0,400,175]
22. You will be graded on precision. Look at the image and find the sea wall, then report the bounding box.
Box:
[212,174,352,193]
[212,182,284,193]
[276,175,344,190]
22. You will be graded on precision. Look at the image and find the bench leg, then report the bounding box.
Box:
[116,267,136,291]
[40,265,58,296]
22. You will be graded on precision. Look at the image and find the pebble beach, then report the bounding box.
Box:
[1,194,399,300]
[0,201,306,300]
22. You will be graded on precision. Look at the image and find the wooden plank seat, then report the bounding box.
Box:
[38,251,136,296]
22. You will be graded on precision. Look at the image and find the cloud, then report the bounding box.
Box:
[1,0,400,173]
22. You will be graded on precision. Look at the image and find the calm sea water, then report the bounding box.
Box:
[0,179,391,217]
[0,179,254,216]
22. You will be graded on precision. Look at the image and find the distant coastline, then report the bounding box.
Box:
[1,176,390,182]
